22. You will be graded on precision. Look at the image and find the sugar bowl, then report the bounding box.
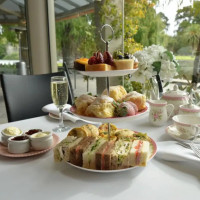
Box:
[179,99,200,117]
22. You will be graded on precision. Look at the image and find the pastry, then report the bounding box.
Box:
[85,95,115,118]
[74,94,96,115]
[123,91,146,111]
[68,124,99,138]
[102,85,127,102]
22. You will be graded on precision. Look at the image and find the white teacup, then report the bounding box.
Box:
[172,114,200,139]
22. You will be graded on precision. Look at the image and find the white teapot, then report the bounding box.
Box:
[161,84,189,116]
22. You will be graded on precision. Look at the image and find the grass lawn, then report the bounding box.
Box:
[175,55,195,60]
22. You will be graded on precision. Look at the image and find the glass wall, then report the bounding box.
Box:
[0,0,29,75]
[54,0,199,94]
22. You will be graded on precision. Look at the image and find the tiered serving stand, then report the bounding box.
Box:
[72,24,149,139]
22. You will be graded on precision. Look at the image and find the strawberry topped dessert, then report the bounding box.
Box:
[85,51,115,71]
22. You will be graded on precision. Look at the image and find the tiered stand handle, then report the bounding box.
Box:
[100,24,114,141]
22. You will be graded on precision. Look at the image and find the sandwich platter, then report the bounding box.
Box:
[66,136,157,173]
[70,106,148,123]
[78,68,138,77]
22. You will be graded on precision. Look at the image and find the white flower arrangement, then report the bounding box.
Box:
[132,45,179,83]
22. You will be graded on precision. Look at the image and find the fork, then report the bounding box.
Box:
[177,142,200,158]
[188,143,200,158]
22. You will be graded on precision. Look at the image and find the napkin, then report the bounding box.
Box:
[156,141,200,163]
[42,103,79,123]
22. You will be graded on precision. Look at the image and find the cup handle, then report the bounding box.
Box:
[166,104,174,120]
[192,125,199,141]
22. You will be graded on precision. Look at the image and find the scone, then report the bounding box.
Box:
[123,91,146,111]
[85,95,115,118]
[102,85,127,102]
[75,94,96,115]
[68,124,99,137]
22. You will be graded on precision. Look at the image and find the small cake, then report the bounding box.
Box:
[123,91,146,111]
[102,85,127,102]
[114,59,134,70]
[85,64,114,71]
[85,95,115,118]
[74,58,88,71]
[75,94,96,115]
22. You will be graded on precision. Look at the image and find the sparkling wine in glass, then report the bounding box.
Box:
[51,76,69,132]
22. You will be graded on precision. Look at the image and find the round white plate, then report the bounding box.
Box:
[66,137,157,173]
[49,113,60,120]
[165,124,200,143]
[78,69,138,77]
[70,106,148,123]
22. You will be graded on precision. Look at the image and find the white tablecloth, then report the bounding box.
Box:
[0,114,200,200]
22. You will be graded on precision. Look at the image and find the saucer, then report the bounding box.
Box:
[165,124,200,143]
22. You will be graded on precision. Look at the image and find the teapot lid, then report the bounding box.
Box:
[163,84,188,98]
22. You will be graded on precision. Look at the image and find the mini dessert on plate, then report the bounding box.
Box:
[85,51,115,71]
[74,94,96,115]
[74,58,88,71]
[85,95,115,118]
[123,91,146,111]
[102,85,127,102]
[113,52,134,70]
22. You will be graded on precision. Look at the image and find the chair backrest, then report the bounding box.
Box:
[1,71,73,122]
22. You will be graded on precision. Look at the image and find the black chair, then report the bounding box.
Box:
[0,71,73,122]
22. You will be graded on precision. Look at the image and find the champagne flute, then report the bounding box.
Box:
[51,76,69,132]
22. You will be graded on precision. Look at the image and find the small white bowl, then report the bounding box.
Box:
[1,127,23,146]
[30,131,53,150]
[172,114,200,139]
[24,129,42,137]
[8,135,30,154]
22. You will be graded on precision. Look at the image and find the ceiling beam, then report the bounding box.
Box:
[56,2,94,21]
[66,0,80,8]
[56,8,94,22]
[55,3,69,12]
[0,5,22,18]
[11,0,24,7]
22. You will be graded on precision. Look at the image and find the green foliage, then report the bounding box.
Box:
[0,25,18,45]
[120,75,133,93]
[3,52,19,60]
[0,44,6,59]
[56,14,96,58]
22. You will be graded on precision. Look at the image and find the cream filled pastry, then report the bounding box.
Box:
[75,94,96,115]
[102,85,127,102]
[85,95,115,118]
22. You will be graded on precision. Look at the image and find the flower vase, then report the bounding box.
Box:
[142,77,159,100]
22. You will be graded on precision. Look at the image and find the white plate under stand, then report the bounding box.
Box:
[78,68,138,77]
[70,106,148,123]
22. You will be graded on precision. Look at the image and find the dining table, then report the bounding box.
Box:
[0,112,200,200]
